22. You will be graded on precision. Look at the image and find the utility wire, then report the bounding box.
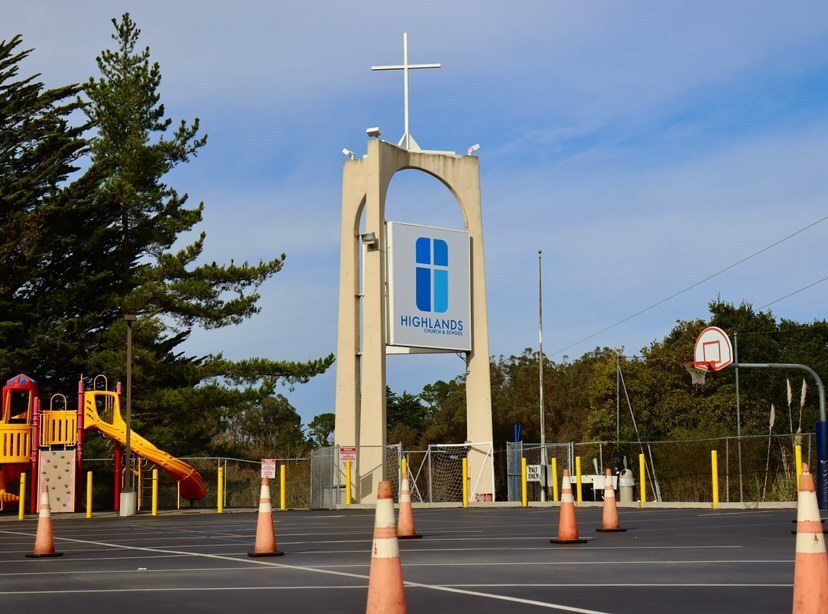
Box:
[551,213,828,357]
[758,274,828,311]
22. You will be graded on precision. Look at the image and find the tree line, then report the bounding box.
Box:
[387,300,828,450]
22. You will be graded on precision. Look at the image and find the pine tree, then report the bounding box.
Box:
[0,35,92,383]
[76,14,332,453]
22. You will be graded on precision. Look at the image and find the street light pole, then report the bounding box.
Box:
[538,250,547,502]
[121,312,137,517]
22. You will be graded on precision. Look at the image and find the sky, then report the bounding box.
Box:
[5,2,828,428]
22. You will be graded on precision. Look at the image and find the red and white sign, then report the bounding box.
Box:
[339,446,357,471]
[261,458,276,479]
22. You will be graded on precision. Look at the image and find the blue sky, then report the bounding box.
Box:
[6,2,828,428]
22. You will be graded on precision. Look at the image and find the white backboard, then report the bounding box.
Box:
[693,326,733,371]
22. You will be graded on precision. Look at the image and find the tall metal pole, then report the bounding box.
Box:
[616,352,621,445]
[538,250,546,501]
[734,332,743,503]
[121,312,136,516]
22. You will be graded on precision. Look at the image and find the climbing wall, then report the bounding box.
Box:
[38,450,76,512]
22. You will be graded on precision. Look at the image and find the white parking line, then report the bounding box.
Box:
[0,529,607,613]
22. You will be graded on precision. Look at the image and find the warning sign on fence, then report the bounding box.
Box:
[261,458,276,479]
[339,447,356,472]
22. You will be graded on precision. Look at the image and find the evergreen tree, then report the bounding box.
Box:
[0,35,93,385]
[78,14,332,453]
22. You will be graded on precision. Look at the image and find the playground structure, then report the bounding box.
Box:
[0,373,205,512]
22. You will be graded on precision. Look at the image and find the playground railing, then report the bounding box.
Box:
[40,411,77,447]
[0,425,31,463]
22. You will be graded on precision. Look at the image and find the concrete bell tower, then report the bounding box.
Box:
[333,34,494,502]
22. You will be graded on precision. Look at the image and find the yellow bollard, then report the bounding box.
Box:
[795,445,803,490]
[217,466,224,513]
[639,453,646,508]
[86,471,93,519]
[520,458,527,507]
[551,457,559,502]
[711,450,719,510]
[152,469,159,516]
[280,464,286,511]
[18,473,26,520]
[345,459,352,505]
[575,456,582,507]
[462,457,469,508]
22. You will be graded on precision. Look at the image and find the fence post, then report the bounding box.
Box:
[575,456,582,507]
[462,457,469,508]
[18,473,26,520]
[345,459,352,505]
[152,469,159,516]
[711,450,719,510]
[551,457,559,502]
[217,466,224,513]
[280,464,286,511]
[86,471,93,519]
[795,444,803,491]
[520,458,527,507]
[639,453,646,508]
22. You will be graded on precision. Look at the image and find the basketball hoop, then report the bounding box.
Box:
[684,361,714,386]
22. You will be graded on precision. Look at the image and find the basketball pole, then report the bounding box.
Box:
[734,362,827,509]
[734,332,743,503]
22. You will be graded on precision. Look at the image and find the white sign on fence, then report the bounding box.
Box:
[339,446,357,473]
[527,464,542,483]
[261,458,276,479]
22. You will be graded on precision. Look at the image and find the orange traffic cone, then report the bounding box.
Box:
[366,481,407,613]
[596,468,626,533]
[792,464,828,613]
[248,478,284,557]
[26,484,62,558]
[550,469,587,544]
[397,472,421,540]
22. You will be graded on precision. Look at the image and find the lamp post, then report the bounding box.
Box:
[120,312,137,517]
[538,250,547,502]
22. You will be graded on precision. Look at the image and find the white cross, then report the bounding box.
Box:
[371,33,440,151]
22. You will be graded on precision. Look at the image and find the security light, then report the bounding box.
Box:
[467,144,480,155]
[360,232,378,248]
[342,148,356,160]
[366,127,381,138]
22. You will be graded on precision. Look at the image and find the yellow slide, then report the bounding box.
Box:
[84,391,206,501]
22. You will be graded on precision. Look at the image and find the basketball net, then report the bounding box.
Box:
[684,361,713,387]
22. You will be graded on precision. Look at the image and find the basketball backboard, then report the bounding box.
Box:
[693,326,733,372]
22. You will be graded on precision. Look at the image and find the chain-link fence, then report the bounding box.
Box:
[73,432,815,512]
[310,445,402,508]
[83,456,310,511]
[505,433,814,504]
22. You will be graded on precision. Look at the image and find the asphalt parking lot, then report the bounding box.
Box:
[0,505,797,613]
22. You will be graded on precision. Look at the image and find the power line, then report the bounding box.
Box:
[758,274,828,311]
[551,213,828,357]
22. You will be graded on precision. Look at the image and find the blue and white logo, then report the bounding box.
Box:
[415,237,448,313]
[387,222,471,352]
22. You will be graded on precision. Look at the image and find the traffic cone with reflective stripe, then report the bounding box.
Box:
[26,484,62,558]
[596,468,626,533]
[248,478,284,557]
[550,469,587,544]
[366,481,407,613]
[792,464,828,613]
[397,472,421,539]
